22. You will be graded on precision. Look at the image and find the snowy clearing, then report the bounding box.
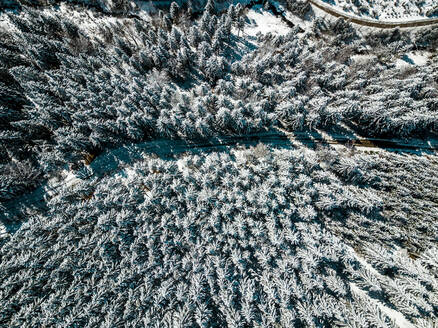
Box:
[244,5,290,36]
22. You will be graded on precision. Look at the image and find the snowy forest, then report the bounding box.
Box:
[0,0,438,326]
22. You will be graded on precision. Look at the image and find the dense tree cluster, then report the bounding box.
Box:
[1,145,437,327]
[1,1,438,326]
[0,0,134,14]
[1,0,438,204]
[0,0,249,201]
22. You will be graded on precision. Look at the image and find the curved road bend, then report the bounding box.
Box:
[1,132,437,231]
[308,0,438,28]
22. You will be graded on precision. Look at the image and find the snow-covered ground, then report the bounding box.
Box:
[351,52,431,69]
[351,54,376,63]
[45,169,83,197]
[318,0,437,21]
[395,51,430,68]
[0,222,6,238]
[243,5,290,36]
[270,0,315,32]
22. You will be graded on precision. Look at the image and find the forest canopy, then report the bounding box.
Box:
[0,0,437,326]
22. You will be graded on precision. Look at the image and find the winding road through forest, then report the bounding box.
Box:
[308,0,438,28]
[1,130,437,235]
[2,2,438,235]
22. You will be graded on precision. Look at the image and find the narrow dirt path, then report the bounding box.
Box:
[308,0,438,28]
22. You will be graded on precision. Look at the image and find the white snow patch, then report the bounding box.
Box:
[349,245,420,328]
[116,167,137,186]
[0,12,20,35]
[176,158,191,177]
[54,2,127,40]
[44,169,83,197]
[244,5,290,36]
[46,177,58,190]
[395,52,430,68]
[408,52,429,65]
[0,13,12,30]
[120,167,138,187]
[50,170,82,191]
[351,247,383,279]
[0,223,7,237]
[351,54,376,63]
[124,167,136,181]
[64,170,82,188]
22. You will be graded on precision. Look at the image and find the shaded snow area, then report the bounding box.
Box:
[270,0,314,32]
[244,5,290,36]
[319,0,437,20]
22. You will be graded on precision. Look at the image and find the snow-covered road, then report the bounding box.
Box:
[2,131,437,235]
[308,0,438,28]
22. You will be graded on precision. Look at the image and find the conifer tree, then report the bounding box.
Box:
[237,16,245,37]
[169,1,180,24]
[205,0,215,16]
